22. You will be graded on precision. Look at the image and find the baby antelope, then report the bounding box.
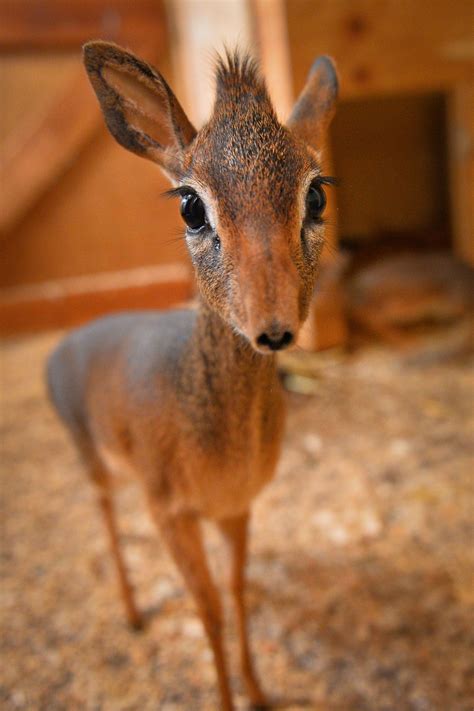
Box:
[47,42,338,710]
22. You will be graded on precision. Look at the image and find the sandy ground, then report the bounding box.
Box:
[1,332,473,710]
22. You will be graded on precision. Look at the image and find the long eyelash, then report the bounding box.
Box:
[162,186,195,199]
[318,175,339,187]
[164,176,338,201]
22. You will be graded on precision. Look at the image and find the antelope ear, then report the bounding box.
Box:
[83,41,196,178]
[287,56,338,148]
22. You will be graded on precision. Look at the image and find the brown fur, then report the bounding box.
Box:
[47,42,338,710]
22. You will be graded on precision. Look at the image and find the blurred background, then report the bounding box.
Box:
[1,0,472,346]
[1,1,473,710]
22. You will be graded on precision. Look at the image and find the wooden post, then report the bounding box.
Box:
[166,0,253,126]
[299,139,348,351]
[448,82,474,267]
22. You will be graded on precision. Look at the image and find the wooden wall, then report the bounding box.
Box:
[0,126,187,287]
[1,0,472,337]
[0,0,193,334]
[285,0,474,262]
[286,0,473,99]
[0,46,187,282]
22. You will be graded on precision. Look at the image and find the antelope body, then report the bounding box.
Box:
[47,42,338,710]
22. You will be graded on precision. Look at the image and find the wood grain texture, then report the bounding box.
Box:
[0,0,166,51]
[286,0,473,99]
[287,0,473,267]
[251,0,294,120]
[0,121,187,287]
[0,68,100,234]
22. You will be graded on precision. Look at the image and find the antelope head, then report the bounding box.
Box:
[84,43,338,353]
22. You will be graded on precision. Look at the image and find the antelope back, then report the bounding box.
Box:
[84,44,338,352]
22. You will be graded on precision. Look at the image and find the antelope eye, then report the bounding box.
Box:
[180,193,207,231]
[305,182,327,221]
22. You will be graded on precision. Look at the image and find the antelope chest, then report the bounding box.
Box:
[181,432,281,519]
[175,389,285,519]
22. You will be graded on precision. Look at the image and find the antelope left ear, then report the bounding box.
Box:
[287,56,338,148]
[83,41,196,179]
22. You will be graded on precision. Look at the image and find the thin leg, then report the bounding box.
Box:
[95,481,143,630]
[152,510,234,711]
[218,513,269,710]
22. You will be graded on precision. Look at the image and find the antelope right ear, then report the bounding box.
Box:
[83,41,196,178]
[287,55,338,149]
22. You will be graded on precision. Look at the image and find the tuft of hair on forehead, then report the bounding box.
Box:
[213,48,272,108]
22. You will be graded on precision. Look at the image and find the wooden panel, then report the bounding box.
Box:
[0,127,188,287]
[0,264,193,335]
[287,0,471,257]
[0,0,166,51]
[0,68,100,233]
[0,54,78,143]
[286,0,473,99]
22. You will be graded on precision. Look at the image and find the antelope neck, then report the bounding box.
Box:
[192,299,274,375]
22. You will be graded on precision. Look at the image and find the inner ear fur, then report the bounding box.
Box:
[287,55,338,148]
[83,41,196,175]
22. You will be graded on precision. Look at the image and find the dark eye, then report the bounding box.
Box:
[180,193,208,232]
[305,181,327,222]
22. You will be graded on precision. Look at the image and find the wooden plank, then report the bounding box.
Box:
[286,0,474,100]
[0,264,193,335]
[0,54,79,143]
[0,0,166,51]
[448,82,474,266]
[0,68,101,234]
[0,109,187,291]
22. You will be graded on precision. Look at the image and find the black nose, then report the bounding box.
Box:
[256,330,294,351]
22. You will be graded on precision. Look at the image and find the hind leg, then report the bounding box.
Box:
[91,461,143,630]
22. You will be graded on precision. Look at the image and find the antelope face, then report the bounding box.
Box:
[83,45,338,353]
[176,117,334,352]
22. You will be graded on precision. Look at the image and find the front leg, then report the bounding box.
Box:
[150,509,234,711]
[219,513,269,710]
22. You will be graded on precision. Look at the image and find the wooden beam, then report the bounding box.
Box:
[251,0,293,119]
[0,264,193,335]
[167,0,253,126]
[0,0,166,52]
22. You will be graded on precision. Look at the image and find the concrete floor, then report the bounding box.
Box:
[1,332,473,710]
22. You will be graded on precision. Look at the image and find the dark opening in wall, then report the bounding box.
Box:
[330,92,451,263]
